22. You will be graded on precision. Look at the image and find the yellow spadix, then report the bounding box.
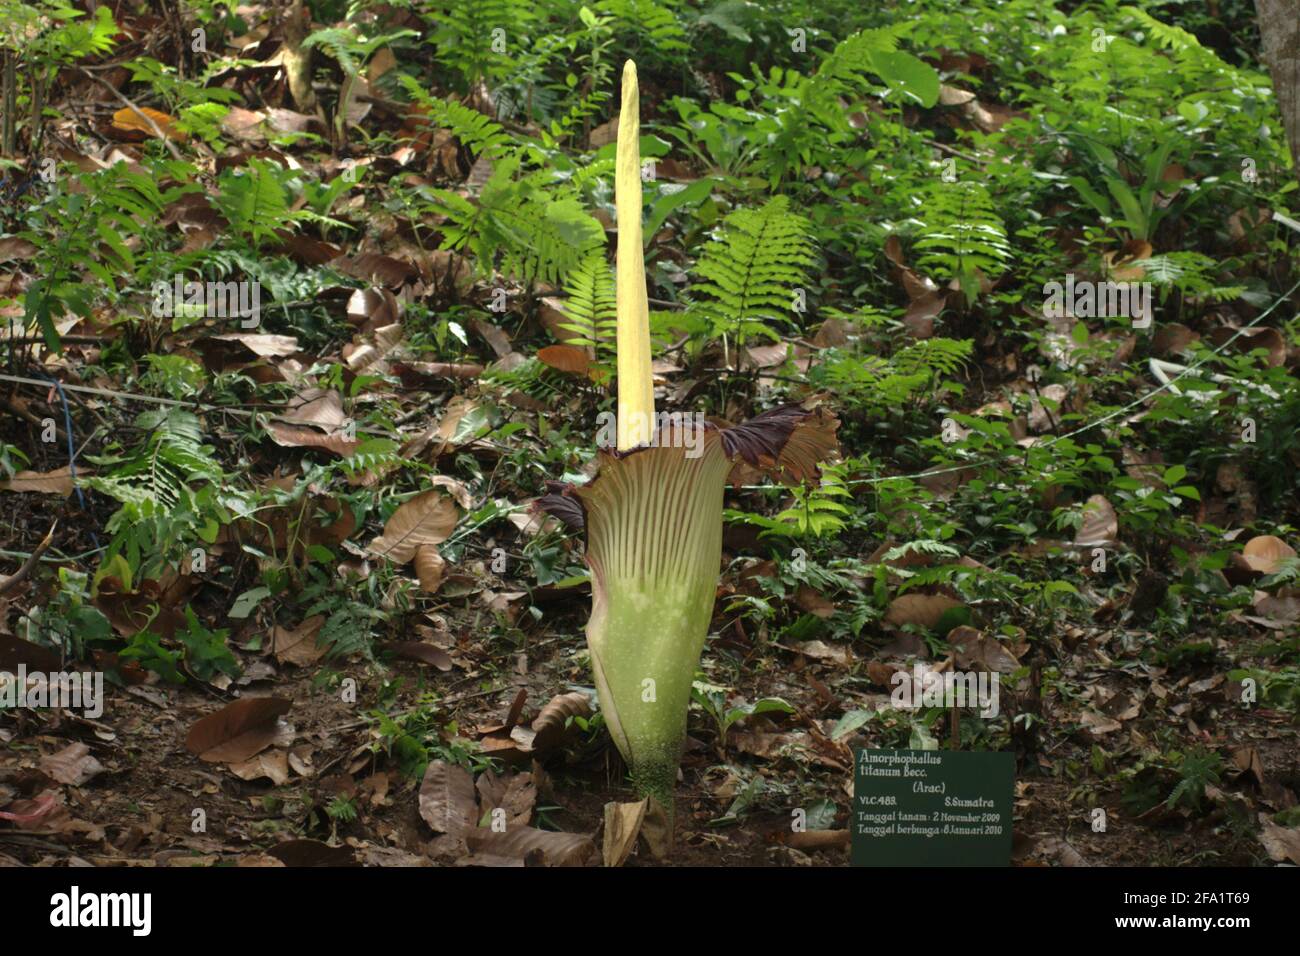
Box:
[615,60,655,451]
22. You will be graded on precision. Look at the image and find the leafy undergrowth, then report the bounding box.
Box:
[0,0,1298,867]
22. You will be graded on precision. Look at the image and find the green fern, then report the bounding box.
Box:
[214,158,295,248]
[689,195,817,347]
[557,251,617,363]
[83,409,221,516]
[882,539,961,563]
[19,161,169,349]
[913,181,1011,305]
[772,477,851,539]
[1133,252,1243,301]
[726,465,851,539]
[314,602,385,661]
[811,334,971,411]
[817,27,902,83]
[892,338,974,378]
[5,2,118,63]
[302,25,416,78]
[1121,7,1203,54]
[817,26,939,107]
[398,77,517,160]
[598,0,688,56]
[1166,749,1222,812]
[423,0,525,89]
[429,155,605,285]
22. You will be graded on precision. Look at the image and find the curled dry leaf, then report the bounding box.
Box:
[794,585,836,619]
[538,344,592,377]
[111,106,187,142]
[391,642,453,671]
[184,697,292,764]
[903,291,945,338]
[938,85,977,105]
[346,287,401,329]
[1208,326,1287,368]
[1075,494,1119,547]
[866,660,899,688]
[949,626,1021,674]
[464,825,594,867]
[530,690,593,751]
[745,342,789,369]
[472,318,513,359]
[272,615,326,667]
[883,593,964,630]
[265,421,359,458]
[368,489,460,564]
[336,252,416,288]
[1258,814,1300,865]
[0,467,81,496]
[280,388,347,429]
[210,333,300,358]
[427,475,473,510]
[1080,710,1122,736]
[476,770,537,830]
[413,545,447,593]
[1253,589,1300,623]
[39,742,105,787]
[793,640,853,666]
[602,798,648,867]
[228,749,290,785]
[391,360,485,385]
[1241,535,1296,575]
[0,236,38,261]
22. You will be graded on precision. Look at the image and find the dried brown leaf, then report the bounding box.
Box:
[184,697,292,763]
[369,490,459,564]
[418,760,478,836]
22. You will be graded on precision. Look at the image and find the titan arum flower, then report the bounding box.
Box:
[539,61,838,841]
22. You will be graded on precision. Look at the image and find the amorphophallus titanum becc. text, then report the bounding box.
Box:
[538,61,839,841]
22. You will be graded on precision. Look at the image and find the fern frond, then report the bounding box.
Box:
[214,159,294,247]
[597,0,688,54]
[892,338,973,377]
[424,0,526,88]
[913,181,1011,305]
[302,26,363,76]
[690,196,816,346]
[1121,7,1202,53]
[429,156,604,285]
[398,77,517,159]
[84,409,220,516]
[817,27,902,83]
[558,251,617,358]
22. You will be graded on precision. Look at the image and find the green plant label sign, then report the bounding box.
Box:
[852,749,1013,866]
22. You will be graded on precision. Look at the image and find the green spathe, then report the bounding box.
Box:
[540,406,839,841]
[578,434,732,810]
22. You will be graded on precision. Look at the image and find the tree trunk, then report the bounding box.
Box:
[1255,0,1300,177]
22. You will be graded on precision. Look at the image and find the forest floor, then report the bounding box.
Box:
[2,1,1299,868]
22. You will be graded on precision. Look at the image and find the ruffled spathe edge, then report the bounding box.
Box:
[534,399,839,534]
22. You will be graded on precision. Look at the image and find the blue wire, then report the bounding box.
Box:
[36,373,101,549]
